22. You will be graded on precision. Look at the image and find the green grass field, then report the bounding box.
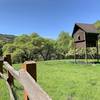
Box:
[1,60,100,100]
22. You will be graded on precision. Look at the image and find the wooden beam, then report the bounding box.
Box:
[74,43,76,63]
[96,40,99,62]
[4,54,14,86]
[4,61,51,100]
[22,61,37,81]
[3,61,19,79]
[84,41,88,64]
[22,61,37,100]
[19,69,52,100]
[0,58,3,75]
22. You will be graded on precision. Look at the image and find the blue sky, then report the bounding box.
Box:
[0,0,100,39]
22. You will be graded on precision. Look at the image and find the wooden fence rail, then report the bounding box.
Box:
[0,54,52,100]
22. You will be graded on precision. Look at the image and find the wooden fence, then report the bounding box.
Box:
[0,54,52,100]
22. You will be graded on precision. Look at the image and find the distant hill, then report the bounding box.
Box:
[0,34,16,43]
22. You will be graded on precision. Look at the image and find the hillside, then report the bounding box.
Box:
[0,34,16,43]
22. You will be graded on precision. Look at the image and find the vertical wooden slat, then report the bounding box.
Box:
[74,42,76,63]
[4,54,14,86]
[84,40,88,64]
[22,61,37,100]
[0,58,3,74]
[96,40,99,62]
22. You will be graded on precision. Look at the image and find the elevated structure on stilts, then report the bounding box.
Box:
[72,23,99,63]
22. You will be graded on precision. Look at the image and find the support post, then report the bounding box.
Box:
[4,54,14,86]
[74,42,77,63]
[22,61,37,100]
[0,57,3,78]
[0,57,3,77]
[96,40,99,62]
[85,46,88,64]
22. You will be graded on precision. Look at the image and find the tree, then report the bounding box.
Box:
[30,32,40,38]
[14,34,30,45]
[56,31,72,59]
[2,43,16,54]
[2,32,73,63]
[39,39,56,60]
[94,20,100,32]
[31,36,56,60]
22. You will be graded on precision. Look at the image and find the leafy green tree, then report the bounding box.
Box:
[56,31,72,59]
[30,32,40,38]
[94,20,100,32]
[12,49,24,63]
[2,32,73,63]
[14,34,30,45]
[2,43,16,54]
[31,36,56,60]
[39,39,56,60]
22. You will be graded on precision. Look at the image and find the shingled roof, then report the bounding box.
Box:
[72,23,99,37]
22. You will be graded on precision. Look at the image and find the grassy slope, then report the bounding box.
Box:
[1,60,100,100]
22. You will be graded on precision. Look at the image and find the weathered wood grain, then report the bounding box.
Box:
[3,61,52,100]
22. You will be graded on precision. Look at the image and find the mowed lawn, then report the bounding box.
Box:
[1,60,100,100]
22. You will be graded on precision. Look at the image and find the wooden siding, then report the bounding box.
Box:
[75,41,86,48]
[74,29,85,42]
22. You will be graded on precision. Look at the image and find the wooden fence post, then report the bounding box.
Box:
[0,57,3,77]
[22,61,37,100]
[4,54,14,86]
